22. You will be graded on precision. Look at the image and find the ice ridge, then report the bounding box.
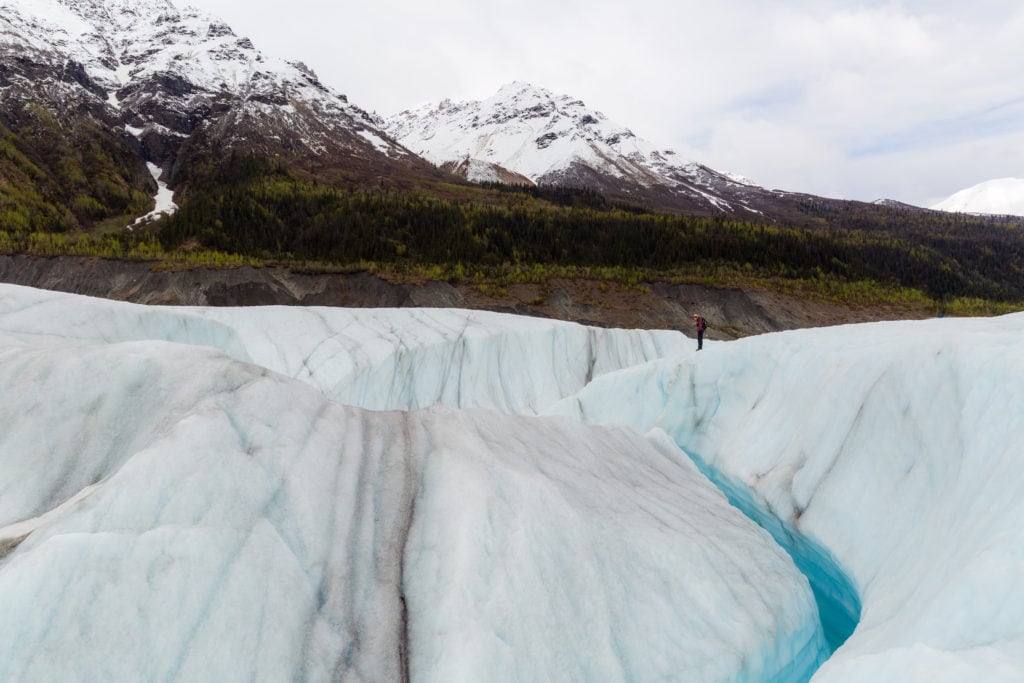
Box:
[0,284,825,682]
[548,315,1024,681]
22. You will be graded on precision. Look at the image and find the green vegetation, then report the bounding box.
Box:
[4,150,1024,318]
[158,154,1024,307]
[0,229,256,268]
[0,103,152,232]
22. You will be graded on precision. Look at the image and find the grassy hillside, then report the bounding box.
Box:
[3,150,1024,316]
[0,102,153,232]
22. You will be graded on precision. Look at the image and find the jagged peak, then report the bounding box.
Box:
[491,80,556,101]
[4,0,344,104]
[1,0,405,169]
[485,81,585,114]
[53,0,180,29]
[384,82,677,178]
[381,83,785,216]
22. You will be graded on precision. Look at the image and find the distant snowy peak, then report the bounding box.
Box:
[387,82,646,178]
[931,178,1024,217]
[387,81,676,180]
[385,82,767,215]
[872,198,921,210]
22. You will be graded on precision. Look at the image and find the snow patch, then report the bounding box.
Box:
[131,162,177,226]
[356,129,392,154]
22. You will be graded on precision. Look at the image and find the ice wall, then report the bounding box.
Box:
[550,315,1024,681]
[689,454,861,652]
[0,285,682,414]
[0,286,826,682]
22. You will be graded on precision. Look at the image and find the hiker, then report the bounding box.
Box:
[692,314,707,351]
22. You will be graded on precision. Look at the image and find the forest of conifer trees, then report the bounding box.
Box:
[156,155,1024,303]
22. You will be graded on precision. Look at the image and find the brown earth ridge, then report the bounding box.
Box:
[0,255,928,341]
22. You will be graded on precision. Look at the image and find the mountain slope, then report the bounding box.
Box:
[0,0,442,229]
[932,177,1024,217]
[3,0,1023,313]
[385,82,799,217]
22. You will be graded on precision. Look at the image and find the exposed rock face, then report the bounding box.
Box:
[0,0,438,222]
[385,82,804,216]
[0,255,926,339]
[439,158,534,185]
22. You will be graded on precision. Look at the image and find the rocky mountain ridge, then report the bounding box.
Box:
[385,81,809,217]
[0,253,928,338]
[0,0,439,230]
[2,0,1021,284]
[2,0,964,231]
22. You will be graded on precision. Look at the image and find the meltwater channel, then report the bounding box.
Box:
[688,452,862,680]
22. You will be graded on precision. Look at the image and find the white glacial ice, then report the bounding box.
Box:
[0,284,825,682]
[0,286,682,414]
[550,315,1024,681]
[4,282,1021,681]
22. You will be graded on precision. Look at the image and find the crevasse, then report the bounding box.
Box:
[0,285,823,682]
[687,451,860,653]
[549,316,1024,681]
[5,286,1023,681]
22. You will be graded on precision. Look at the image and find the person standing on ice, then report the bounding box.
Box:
[692,313,707,351]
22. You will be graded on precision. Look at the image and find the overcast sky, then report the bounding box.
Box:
[187,0,1023,207]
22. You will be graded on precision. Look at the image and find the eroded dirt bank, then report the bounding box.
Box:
[0,255,928,340]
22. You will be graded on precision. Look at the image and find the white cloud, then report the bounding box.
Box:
[694,117,846,194]
[185,0,1024,206]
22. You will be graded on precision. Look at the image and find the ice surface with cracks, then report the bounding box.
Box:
[6,283,1021,680]
[0,286,684,414]
[550,315,1024,681]
[0,284,826,681]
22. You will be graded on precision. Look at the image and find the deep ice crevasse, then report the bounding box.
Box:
[548,315,1024,681]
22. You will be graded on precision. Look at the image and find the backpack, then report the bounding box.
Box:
[698,316,708,332]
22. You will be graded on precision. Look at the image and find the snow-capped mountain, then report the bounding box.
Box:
[872,198,922,210]
[4,0,1012,238]
[385,82,773,216]
[932,177,1024,217]
[0,0,429,226]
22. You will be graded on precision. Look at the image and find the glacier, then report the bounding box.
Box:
[0,285,682,414]
[0,285,824,681]
[550,315,1024,681]
[1,283,1022,681]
